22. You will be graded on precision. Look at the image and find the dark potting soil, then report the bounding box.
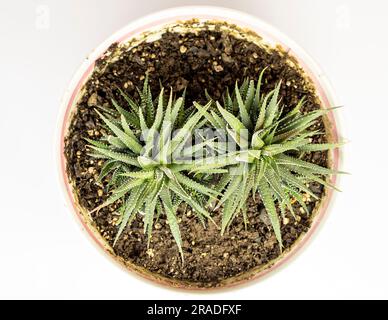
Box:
[64,26,329,287]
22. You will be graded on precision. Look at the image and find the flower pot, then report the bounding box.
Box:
[57,6,341,290]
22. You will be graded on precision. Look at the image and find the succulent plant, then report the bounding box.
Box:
[86,71,343,259]
[86,78,224,260]
[195,69,343,248]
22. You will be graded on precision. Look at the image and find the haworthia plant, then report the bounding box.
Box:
[87,72,343,260]
[87,78,226,262]
[196,68,344,249]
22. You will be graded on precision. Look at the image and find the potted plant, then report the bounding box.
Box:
[58,6,342,289]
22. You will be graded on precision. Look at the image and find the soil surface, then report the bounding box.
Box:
[64,25,328,287]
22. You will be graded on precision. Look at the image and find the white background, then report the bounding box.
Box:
[0,0,387,299]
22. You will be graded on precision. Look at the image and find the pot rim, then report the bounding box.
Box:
[56,5,342,291]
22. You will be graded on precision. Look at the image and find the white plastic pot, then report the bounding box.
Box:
[57,6,341,290]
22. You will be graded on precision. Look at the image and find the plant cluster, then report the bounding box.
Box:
[87,71,342,260]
